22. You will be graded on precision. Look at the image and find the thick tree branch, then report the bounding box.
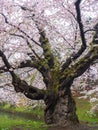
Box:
[18,59,49,73]
[61,45,87,71]
[0,50,46,100]
[39,30,54,69]
[92,23,98,44]
[60,26,98,90]
[70,44,98,80]
[61,0,87,71]
[0,50,25,92]
[0,13,53,80]
[19,60,39,69]
[59,45,98,91]
[24,87,45,100]
[75,0,86,48]
[17,4,55,69]
[16,59,53,89]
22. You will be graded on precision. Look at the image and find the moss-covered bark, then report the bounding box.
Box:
[44,88,79,126]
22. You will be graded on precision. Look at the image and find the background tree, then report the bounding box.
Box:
[0,0,98,126]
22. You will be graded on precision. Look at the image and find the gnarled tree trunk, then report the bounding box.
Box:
[44,88,79,126]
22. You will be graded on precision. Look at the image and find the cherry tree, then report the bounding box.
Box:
[0,0,98,126]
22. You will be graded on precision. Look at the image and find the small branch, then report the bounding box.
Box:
[0,65,7,73]
[0,13,41,47]
[17,5,33,12]
[0,50,12,71]
[74,24,78,41]
[52,26,75,49]
[10,33,41,59]
[66,9,77,21]
[84,29,95,34]
[62,2,76,21]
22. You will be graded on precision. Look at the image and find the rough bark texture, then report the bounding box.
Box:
[44,89,79,126]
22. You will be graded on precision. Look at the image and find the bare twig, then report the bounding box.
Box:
[84,29,95,34]
[10,33,41,59]
[0,13,41,47]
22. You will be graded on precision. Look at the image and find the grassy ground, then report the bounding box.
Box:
[0,114,45,130]
[0,103,45,130]
[0,97,98,130]
[75,98,98,123]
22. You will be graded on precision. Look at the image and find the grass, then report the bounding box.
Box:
[75,97,98,123]
[0,103,46,130]
[0,97,98,130]
[0,114,46,130]
[0,103,44,120]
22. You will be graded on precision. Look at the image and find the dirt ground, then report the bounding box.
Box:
[47,124,98,130]
[12,124,98,130]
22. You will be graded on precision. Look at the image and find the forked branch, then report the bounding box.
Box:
[0,13,41,47]
[62,0,87,71]
[60,26,98,89]
[0,50,45,100]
